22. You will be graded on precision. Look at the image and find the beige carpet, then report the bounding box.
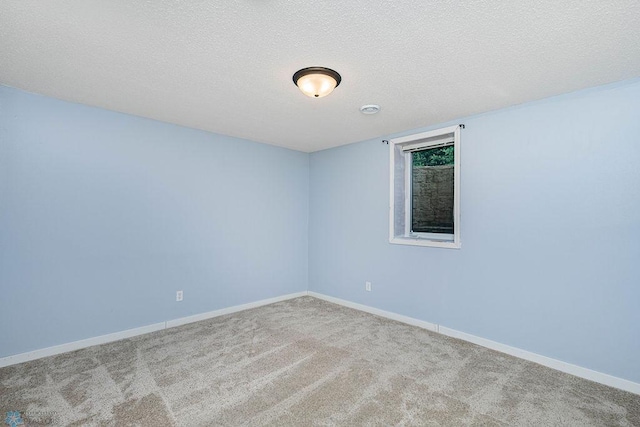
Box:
[1,296,639,426]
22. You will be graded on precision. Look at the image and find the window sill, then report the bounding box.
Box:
[389,236,461,249]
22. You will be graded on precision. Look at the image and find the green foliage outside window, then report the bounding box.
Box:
[412,146,454,167]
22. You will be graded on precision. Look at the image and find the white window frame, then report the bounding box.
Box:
[389,124,461,249]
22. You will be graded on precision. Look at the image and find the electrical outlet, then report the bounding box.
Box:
[365,281,372,292]
[176,290,183,302]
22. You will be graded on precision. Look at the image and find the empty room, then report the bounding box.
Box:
[1,1,639,426]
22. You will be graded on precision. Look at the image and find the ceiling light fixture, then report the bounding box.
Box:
[293,67,341,98]
[360,104,380,114]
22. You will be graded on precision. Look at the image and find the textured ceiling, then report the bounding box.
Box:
[1,1,640,152]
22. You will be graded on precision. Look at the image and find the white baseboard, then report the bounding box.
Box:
[308,291,438,332]
[437,326,640,395]
[0,322,166,368]
[165,291,309,328]
[0,291,308,369]
[3,290,637,396]
[308,291,640,396]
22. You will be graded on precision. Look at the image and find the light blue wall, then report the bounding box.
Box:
[0,85,309,357]
[2,80,639,384]
[309,79,640,383]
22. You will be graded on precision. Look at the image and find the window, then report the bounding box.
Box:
[389,124,461,248]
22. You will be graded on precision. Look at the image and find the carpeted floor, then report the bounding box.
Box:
[1,296,639,426]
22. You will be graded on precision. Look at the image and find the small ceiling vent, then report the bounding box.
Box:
[360,104,380,114]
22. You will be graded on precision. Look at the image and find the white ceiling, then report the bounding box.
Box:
[1,1,640,152]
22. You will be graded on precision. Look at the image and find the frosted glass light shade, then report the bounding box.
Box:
[293,67,341,98]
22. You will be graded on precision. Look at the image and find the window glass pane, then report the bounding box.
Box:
[411,145,454,234]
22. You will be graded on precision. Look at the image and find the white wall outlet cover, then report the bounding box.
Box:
[176,291,183,301]
[365,282,372,291]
